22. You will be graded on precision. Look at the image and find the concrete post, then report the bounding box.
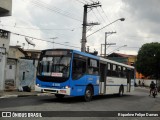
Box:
[0,30,11,91]
[0,53,6,90]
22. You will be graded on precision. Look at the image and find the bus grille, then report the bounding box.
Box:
[44,89,57,93]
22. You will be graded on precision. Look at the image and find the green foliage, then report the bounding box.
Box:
[136,42,160,78]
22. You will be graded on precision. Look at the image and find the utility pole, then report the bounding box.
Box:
[87,46,89,52]
[104,32,116,57]
[50,37,58,48]
[81,2,101,52]
[101,44,103,56]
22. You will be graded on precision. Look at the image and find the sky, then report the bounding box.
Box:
[0,0,160,55]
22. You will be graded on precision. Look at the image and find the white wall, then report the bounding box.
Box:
[0,0,12,91]
[0,31,11,91]
[18,59,38,89]
[6,64,16,80]
[136,79,158,87]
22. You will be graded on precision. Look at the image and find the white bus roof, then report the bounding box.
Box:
[100,57,134,69]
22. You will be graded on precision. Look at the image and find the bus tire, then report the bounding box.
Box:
[84,86,93,102]
[55,94,65,99]
[119,85,124,97]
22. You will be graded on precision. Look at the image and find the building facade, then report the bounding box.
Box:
[5,46,40,91]
[0,0,12,91]
[107,53,143,79]
[24,49,41,59]
[5,46,26,90]
[107,53,136,66]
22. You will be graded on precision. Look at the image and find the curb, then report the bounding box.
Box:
[0,95,18,98]
[0,94,38,99]
[0,93,54,99]
[18,94,38,97]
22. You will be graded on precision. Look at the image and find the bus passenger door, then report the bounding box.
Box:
[99,63,107,94]
[127,69,131,92]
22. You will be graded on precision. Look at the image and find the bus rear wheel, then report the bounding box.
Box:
[55,94,65,99]
[119,86,124,97]
[84,86,93,102]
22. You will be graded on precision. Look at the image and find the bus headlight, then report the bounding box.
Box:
[65,86,70,89]
[36,84,40,87]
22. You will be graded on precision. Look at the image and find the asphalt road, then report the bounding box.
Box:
[0,87,160,120]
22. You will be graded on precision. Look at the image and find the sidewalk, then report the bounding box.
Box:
[0,90,39,98]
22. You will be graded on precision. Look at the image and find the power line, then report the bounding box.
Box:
[75,0,85,4]
[34,0,79,18]
[92,6,125,47]
[109,46,140,49]
[1,28,80,49]
[23,0,82,22]
[30,0,75,16]
[87,26,94,32]
[0,24,77,31]
[83,0,90,4]
[90,8,101,23]
[87,18,124,38]
[100,6,110,22]
[100,6,119,34]
[89,0,95,2]
[96,7,105,22]
[100,6,119,38]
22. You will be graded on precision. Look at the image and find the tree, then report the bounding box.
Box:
[136,42,160,79]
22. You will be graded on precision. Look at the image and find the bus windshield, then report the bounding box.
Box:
[38,56,71,78]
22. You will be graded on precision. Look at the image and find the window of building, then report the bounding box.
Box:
[9,65,12,69]
[23,72,25,80]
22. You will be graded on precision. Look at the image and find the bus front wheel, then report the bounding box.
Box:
[84,86,93,102]
[55,94,65,99]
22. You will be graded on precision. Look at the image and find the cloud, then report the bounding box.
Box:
[21,0,82,49]
[121,0,160,36]
[122,0,160,23]
[1,0,159,55]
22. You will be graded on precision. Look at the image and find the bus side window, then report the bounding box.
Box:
[131,69,135,79]
[72,58,86,80]
[107,63,112,77]
[117,66,121,77]
[112,64,117,77]
[122,67,126,78]
[88,59,99,75]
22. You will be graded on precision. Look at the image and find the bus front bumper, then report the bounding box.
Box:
[35,85,71,95]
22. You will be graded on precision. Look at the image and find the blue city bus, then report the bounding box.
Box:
[35,49,135,101]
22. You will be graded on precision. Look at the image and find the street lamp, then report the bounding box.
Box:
[86,18,125,38]
[81,17,125,52]
[119,18,125,21]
